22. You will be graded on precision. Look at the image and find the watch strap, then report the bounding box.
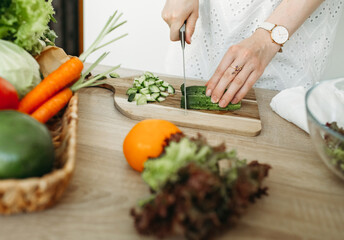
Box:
[257,22,276,31]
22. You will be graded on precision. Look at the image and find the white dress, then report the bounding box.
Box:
[165,0,344,90]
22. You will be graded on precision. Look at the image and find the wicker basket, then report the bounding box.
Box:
[0,94,78,215]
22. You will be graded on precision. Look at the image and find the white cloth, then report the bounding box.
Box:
[270,86,309,133]
[165,0,344,90]
[270,78,344,133]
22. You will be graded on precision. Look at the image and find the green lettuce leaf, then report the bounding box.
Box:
[0,0,55,55]
[142,135,242,192]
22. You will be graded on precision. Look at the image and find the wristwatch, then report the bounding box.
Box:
[257,22,289,52]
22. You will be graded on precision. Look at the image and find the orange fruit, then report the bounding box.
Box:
[123,119,181,172]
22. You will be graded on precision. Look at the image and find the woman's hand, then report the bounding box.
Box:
[206,29,281,107]
[162,0,199,44]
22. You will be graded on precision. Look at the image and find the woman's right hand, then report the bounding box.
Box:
[162,0,199,44]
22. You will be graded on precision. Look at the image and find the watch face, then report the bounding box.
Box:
[271,26,289,45]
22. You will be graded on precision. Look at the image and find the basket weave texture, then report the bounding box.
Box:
[0,94,78,215]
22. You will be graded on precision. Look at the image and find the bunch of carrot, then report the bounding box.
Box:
[18,11,127,123]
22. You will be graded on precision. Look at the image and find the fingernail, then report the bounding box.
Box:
[219,99,227,108]
[206,89,212,96]
[231,98,239,104]
[211,96,219,103]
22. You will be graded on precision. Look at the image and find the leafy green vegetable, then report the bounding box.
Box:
[132,133,271,240]
[0,40,41,98]
[0,0,56,55]
[143,134,240,191]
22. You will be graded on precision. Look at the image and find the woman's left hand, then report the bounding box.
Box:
[206,29,281,107]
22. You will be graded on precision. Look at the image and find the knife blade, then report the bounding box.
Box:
[179,22,187,114]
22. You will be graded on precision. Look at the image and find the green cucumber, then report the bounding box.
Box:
[167,85,175,94]
[160,92,169,97]
[109,72,120,78]
[128,93,136,102]
[127,72,175,105]
[151,92,160,100]
[137,95,147,105]
[181,94,241,111]
[126,87,137,95]
[157,96,166,102]
[139,87,150,95]
[149,85,160,93]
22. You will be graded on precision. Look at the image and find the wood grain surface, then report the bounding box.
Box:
[1,67,343,240]
[101,76,262,136]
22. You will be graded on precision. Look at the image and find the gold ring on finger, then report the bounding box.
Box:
[229,65,243,75]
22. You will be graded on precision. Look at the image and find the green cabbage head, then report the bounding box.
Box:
[0,40,41,98]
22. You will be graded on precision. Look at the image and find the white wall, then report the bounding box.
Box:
[84,0,344,79]
[84,0,169,75]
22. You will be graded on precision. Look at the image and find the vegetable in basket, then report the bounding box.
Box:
[0,77,19,110]
[0,111,54,179]
[0,40,41,98]
[0,0,56,56]
[18,11,127,123]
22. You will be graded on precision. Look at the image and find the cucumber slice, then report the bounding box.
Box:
[155,79,164,85]
[126,88,137,95]
[162,81,169,88]
[128,93,136,102]
[160,92,169,97]
[147,79,156,86]
[137,75,145,84]
[139,88,150,95]
[156,96,166,102]
[149,85,160,93]
[151,92,160,100]
[145,94,156,102]
[144,71,155,78]
[159,86,166,92]
[109,72,120,78]
[137,95,148,105]
[167,85,175,94]
[134,93,142,101]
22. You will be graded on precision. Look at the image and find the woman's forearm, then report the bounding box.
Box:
[266,0,324,36]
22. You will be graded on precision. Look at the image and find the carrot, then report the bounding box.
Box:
[30,62,120,123]
[27,10,127,123]
[18,57,84,114]
[31,88,73,123]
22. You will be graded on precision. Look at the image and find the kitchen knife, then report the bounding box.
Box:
[179,22,187,114]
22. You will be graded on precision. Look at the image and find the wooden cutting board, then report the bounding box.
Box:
[101,76,262,136]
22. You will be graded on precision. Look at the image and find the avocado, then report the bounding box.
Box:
[0,111,55,179]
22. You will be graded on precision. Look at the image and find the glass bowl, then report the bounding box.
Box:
[306,78,344,180]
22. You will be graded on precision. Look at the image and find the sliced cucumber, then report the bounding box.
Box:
[155,79,164,85]
[160,92,169,97]
[149,85,160,93]
[139,88,150,95]
[109,72,120,78]
[145,94,156,102]
[134,93,142,101]
[162,81,169,88]
[159,86,166,92]
[137,95,147,105]
[167,85,175,94]
[126,88,137,95]
[126,72,175,105]
[128,93,136,102]
[157,96,166,102]
[151,92,160,100]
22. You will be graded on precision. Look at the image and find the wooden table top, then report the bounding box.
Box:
[1,67,343,240]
